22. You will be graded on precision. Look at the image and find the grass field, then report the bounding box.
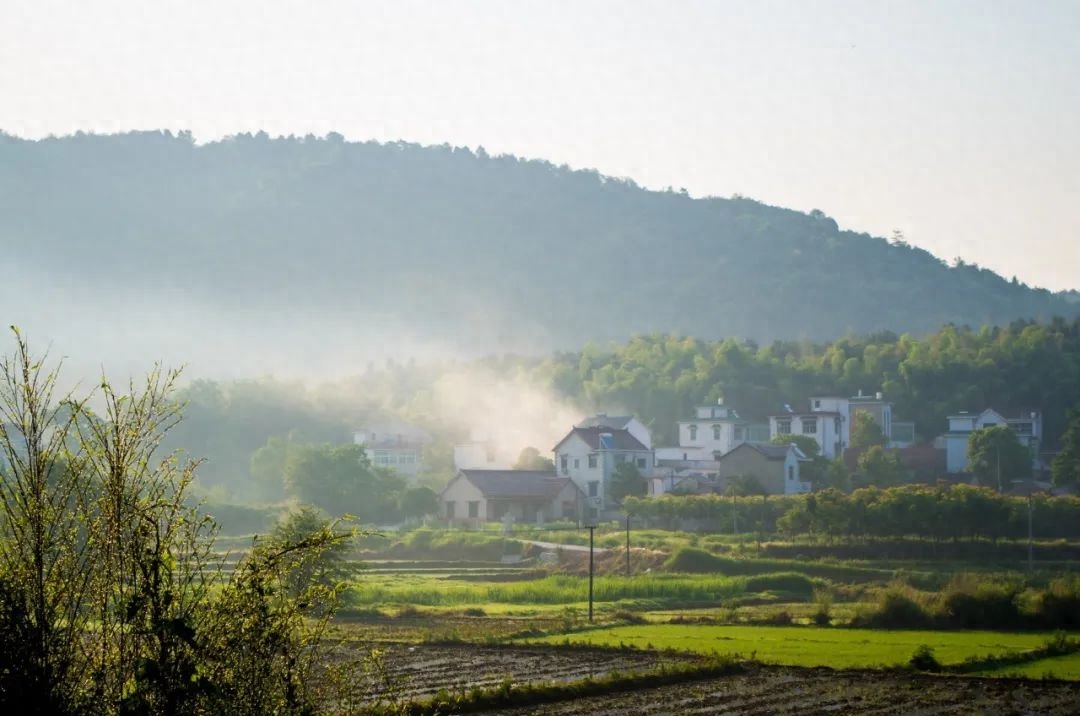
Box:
[972,651,1080,679]
[527,624,1061,670]
[348,571,818,607]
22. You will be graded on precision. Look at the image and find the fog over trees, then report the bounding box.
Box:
[3,130,1077,381]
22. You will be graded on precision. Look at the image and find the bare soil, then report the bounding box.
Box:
[351,644,1080,714]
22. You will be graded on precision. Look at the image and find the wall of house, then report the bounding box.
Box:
[440,476,487,525]
[714,447,785,495]
[770,414,843,458]
[782,451,811,495]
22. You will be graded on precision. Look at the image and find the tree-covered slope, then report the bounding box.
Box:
[2,130,1075,351]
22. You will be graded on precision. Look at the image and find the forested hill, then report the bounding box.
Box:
[2,131,1076,352]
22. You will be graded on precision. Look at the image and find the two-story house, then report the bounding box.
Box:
[552,422,654,520]
[354,422,432,478]
[654,400,752,462]
[944,408,1042,474]
[768,391,903,459]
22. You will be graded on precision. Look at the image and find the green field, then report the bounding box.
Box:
[972,652,1080,679]
[527,624,1059,670]
[348,571,817,607]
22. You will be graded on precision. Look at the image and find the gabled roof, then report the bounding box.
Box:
[453,469,581,499]
[716,442,807,462]
[553,426,648,452]
[576,414,636,430]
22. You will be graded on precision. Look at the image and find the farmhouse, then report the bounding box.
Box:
[943,408,1043,474]
[440,469,585,527]
[553,422,654,520]
[713,442,812,495]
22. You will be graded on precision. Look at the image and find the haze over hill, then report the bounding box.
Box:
[3,131,1076,378]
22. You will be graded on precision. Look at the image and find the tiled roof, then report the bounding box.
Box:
[576,415,635,430]
[554,426,648,452]
[458,470,578,499]
[717,442,804,461]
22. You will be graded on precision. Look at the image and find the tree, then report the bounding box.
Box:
[399,486,438,522]
[0,330,362,715]
[1052,409,1080,488]
[283,442,405,522]
[857,446,906,487]
[967,425,1031,489]
[270,506,355,597]
[512,446,555,472]
[609,462,646,504]
[769,434,820,458]
[850,411,886,449]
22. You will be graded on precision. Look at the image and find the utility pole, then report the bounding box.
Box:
[625,514,631,577]
[588,525,595,622]
[1028,494,1034,573]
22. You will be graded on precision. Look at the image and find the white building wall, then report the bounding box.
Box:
[440,476,487,523]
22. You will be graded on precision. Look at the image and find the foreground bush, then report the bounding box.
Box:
[0,332,357,715]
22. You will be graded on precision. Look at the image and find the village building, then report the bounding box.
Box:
[439,469,584,527]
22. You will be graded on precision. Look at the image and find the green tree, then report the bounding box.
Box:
[609,462,646,504]
[399,486,439,522]
[850,411,886,449]
[270,505,356,598]
[512,446,555,471]
[967,425,1031,489]
[283,442,405,521]
[769,433,820,457]
[857,446,906,487]
[0,330,360,715]
[1051,409,1080,488]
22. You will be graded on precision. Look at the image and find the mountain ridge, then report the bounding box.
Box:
[2,130,1075,361]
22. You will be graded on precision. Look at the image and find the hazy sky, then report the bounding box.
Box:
[3,0,1078,291]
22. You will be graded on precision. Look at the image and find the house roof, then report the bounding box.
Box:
[717,442,807,462]
[553,426,648,452]
[575,414,636,430]
[455,469,580,499]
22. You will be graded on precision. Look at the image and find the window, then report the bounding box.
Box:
[637,457,646,468]
[445,501,455,519]
[688,424,698,440]
[776,419,791,435]
[588,454,597,469]
[712,424,722,440]
[560,454,568,474]
[787,466,794,481]
[574,458,580,469]
[802,418,817,435]
[468,501,480,518]
[814,399,821,409]
[734,426,745,442]
[588,481,599,497]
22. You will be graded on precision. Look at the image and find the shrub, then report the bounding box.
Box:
[940,574,1021,629]
[855,583,934,629]
[1034,576,1080,629]
[663,547,724,573]
[743,573,815,598]
[909,644,941,672]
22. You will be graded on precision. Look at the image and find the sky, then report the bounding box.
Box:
[2,0,1078,291]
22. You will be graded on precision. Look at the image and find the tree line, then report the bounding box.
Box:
[624,484,1080,543]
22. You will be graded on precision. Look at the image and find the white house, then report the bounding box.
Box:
[657,399,753,462]
[552,424,654,520]
[575,414,653,449]
[944,408,1042,474]
[768,391,900,459]
[354,422,432,478]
